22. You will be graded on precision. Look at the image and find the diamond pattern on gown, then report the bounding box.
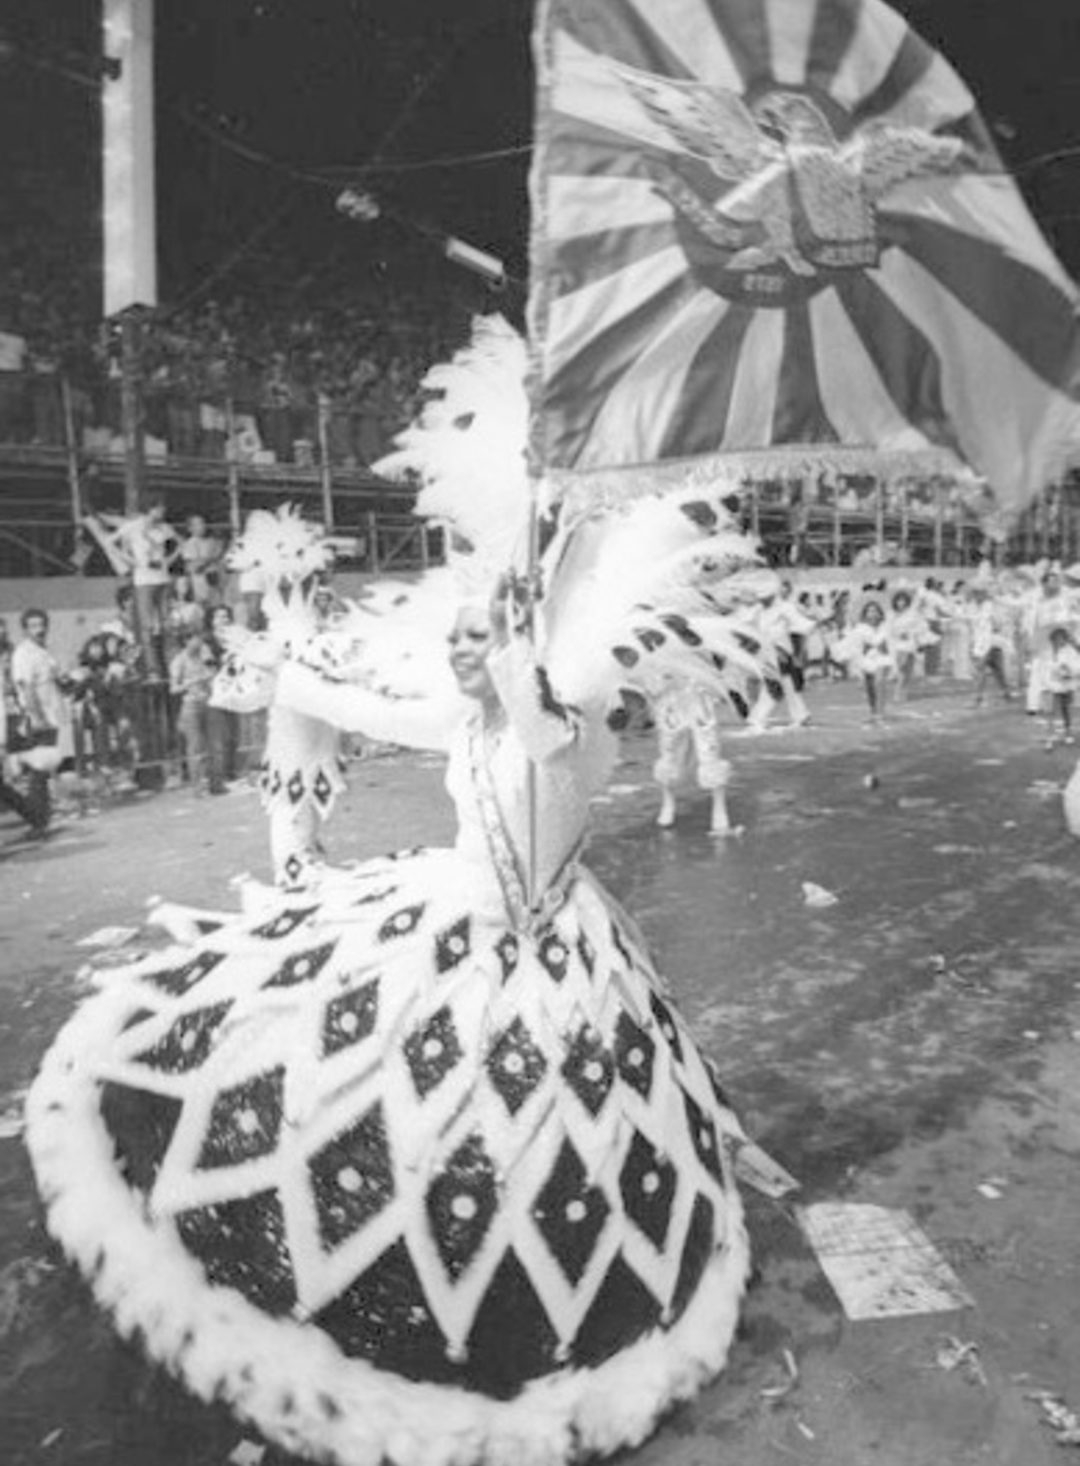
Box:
[561,1025,615,1117]
[426,1133,498,1280]
[309,1102,395,1251]
[434,916,471,974]
[619,1129,678,1250]
[495,932,519,983]
[80,852,743,1400]
[682,1088,724,1187]
[142,950,225,997]
[178,1188,296,1314]
[486,1016,547,1116]
[262,940,338,989]
[197,1067,285,1170]
[250,907,319,941]
[538,931,570,984]
[649,991,684,1064]
[378,904,426,943]
[321,978,380,1057]
[403,1006,463,1099]
[614,1011,656,1100]
[133,1001,233,1074]
[532,1138,611,1285]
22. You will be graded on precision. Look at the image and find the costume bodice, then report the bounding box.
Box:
[445,708,612,922]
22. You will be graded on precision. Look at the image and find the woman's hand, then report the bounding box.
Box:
[488,575,513,648]
[489,572,536,646]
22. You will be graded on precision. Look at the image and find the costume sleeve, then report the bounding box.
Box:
[275,661,457,751]
[486,638,586,764]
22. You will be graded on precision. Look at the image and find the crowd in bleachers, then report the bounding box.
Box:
[0,246,481,467]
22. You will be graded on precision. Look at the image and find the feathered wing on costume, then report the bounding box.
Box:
[537,491,780,724]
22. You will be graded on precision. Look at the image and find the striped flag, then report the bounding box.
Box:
[527,0,1080,513]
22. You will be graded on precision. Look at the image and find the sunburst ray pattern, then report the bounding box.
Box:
[528,0,1080,513]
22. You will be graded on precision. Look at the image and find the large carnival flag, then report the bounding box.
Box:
[527,0,1080,513]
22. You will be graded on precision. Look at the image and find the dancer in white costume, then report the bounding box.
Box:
[652,681,733,834]
[211,507,350,886]
[26,319,777,1466]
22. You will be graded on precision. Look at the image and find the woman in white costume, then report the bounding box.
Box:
[26,320,775,1466]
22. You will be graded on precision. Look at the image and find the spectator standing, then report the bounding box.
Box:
[178,514,224,605]
[966,584,1014,706]
[204,604,240,794]
[0,618,48,834]
[10,609,68,826]
[1044,626,1080,748]
[168,626,215,791]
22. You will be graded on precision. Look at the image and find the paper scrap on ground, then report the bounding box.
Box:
[802,882,838,909]
[0,1108,24,1140]
[76,925,139,950]
[798,1203,973,1321]
[727,1138,800,1198]
[227,1441,267,1466]
[1027,1391,1080,1446]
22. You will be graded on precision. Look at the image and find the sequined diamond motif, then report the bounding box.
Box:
[143,950,225,997]
[619,1130,677,1249]
[434,916,471,975]
[378,904,426,943]
[309,1102,395,1250]
[322,978,380,1057]
[486,1016,547,1115]
[426,1133,498,1279]
[197,1066,285,1170]
[134,1001,233,1074]
[263,939,337,989]
[403,1006,463,1098]
[614,1012,656,1101]
[561,1025,615,1117]
[532,1138,611,1285]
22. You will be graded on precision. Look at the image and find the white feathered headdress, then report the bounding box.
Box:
[375,314,532,596]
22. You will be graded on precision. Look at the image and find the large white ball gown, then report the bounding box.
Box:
[25,634,752,1466]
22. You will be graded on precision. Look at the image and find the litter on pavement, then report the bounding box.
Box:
[75,925,140,949]
[802,881,839,908]
[726,1137,800,1198]
[797,1203,973,1321]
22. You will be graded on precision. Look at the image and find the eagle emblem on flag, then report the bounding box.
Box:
[616,68,970,292]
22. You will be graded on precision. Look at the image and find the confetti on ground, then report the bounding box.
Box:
[1026,1391,1080,1446]
[935,1336,988,1387]
[797,1204,973,1321]
[802,881,839,908]
[760,1348,800,1403]
[75,925,140,950]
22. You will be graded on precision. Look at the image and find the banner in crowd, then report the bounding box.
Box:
[527,0,1080,514]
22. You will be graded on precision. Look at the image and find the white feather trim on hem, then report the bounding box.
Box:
[26,990,749,1466]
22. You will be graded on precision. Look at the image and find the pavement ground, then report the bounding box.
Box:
[1,674,1079,1466]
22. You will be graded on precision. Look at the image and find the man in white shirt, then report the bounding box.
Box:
[178,513,223,604]
[10,609,67,827]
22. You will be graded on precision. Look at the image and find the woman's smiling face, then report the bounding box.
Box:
[448,606,496,700]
